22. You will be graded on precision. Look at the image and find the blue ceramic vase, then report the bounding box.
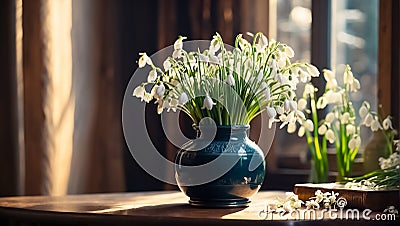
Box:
[175,125,266,208]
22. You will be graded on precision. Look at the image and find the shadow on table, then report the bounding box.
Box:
[112,203,246,219]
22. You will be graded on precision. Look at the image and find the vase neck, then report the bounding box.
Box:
[196,125,249,141]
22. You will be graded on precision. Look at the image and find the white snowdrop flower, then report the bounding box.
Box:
[284,99,290,112]
[138,53,152,68]
[198,53,209,63]
[363,113,373,126]
[259,34,269,49]
[344,69,354,85]
[341,112,350,124]
[156,82,165,97]
[169,99,179,112]
[359,105,369,118]
[209,55,220,64]
[173,36,187,50]
[298,126,305,137]
[172,49,182,58]
[326,129,335,143]
[315,190,324,203]
[202,95,216,110]
[276,106,284,115]
[304,119,314,132]
[270,60,277,77]
[143,92,153,103]
[147,69,157,82]
[163,60,172,71]
[307,64,320,77]
[284,46,295,58]
[283,201,293,213]
[317,96,327,109]
[266,107,277,118]
[348,136,361,150]
[296,110,306,121]
[298,68,310,83]
[289,101,297,111]
[350,78,360,92]
[293,199,304,209]
[133,86,145,99]
[323,69,336,81]
[225,73,235,86]
[371,119,382,132]
[276,73,284,84]
[264,86,271,101]
[297,98,307,110]
[303,83,315,97]
[326,78,338,90]
[305,200,320,210]
[325,112,335,123]
[346,124,356,136]
[287,122,297,134]
[326,91,341,104]
[318,124,328,135]
[209,38,221,54]
[179,92,189,105]
[267,200,280,211]
[383,116,393,130]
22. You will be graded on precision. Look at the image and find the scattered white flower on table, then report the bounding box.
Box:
[267,200,280,211]
[305,200,320,210]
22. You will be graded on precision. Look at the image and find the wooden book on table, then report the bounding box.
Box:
[294,183,400,211]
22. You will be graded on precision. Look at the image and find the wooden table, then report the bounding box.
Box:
[0,191,397,225]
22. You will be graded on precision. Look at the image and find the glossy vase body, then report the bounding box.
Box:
[175,125,266,208]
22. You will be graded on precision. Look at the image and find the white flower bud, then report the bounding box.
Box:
[326,129,335,143]
[297,98,307,110]
[346,124,356,136]
[359,105,368,118]
[289,101,297,111]
[323,69,335,81]
[287,122,297,134]
[318,124,328,135]
[173,36,187,50]
[163,60,172,71]
[259,34,268,49]
[307,64,320,77]
[325,112,335,123]
[341,112,350,124]
[298,126,305,137]
[147,69,157,82]
[348,136,361,150]
[304,119,314,132]
[317,96,327,109]
[266,107,277,119]
[284,99,290,112]
[276,106,284,115]
[138,53,152,68]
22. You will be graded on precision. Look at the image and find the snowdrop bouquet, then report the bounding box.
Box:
[290,65,362,182]
[133,32,319,127]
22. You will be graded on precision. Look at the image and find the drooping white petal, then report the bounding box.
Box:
[173,36,187,50]
[318,124,328,135]
[325,112,335,124]
[202,95,216,110]
[359,105,368,118]
[163,60,172,71]
[147,69,157,82]
[371,120,382,131]
[138,53,152,68]
[198,53,209,62]
[346,124,356,136]
[297,98,307,110]
[383,116,393,130]
[133,86,145,98]
[285,46,295,58]
[156,83,165,97]
[307,64,320,77]
[304,119,314,132]
[363,113,373,126]
[326,129,335,143]
[209,55,220,64]
[179,92,189,105]
[323,69,336,81]
[225,73,235,86]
